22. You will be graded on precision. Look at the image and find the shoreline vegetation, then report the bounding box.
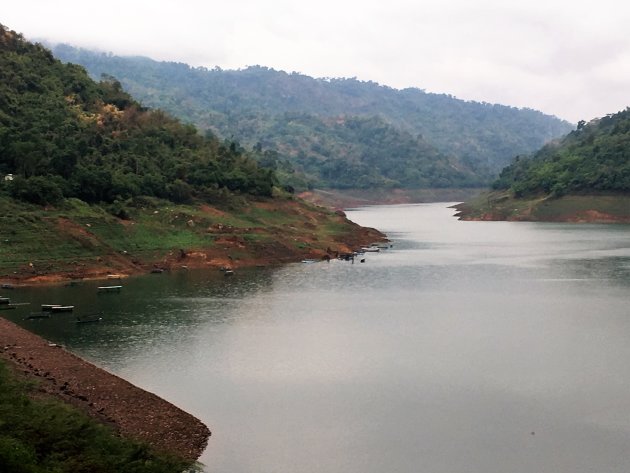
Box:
[0,318,208,472]
[0,25,387,471]
[455,108,630,222]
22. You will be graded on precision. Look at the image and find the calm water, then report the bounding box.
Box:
[4,203,630,473]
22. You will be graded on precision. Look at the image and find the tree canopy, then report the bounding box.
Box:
[0,25,275,206]
[50,45,574,189]
[493,108,630,197]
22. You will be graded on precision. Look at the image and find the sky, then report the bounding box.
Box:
[4,0,630,123]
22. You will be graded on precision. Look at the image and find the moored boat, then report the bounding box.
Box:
[361,246,380,252]
[42,304,61,311]
[97,285,122,292]
[50,305,74,313]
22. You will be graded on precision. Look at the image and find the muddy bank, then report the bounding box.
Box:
[0,317,210,463]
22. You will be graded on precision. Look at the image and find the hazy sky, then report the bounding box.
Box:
[5,0,630,122]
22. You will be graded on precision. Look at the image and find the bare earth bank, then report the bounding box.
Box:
[0,317,210,463]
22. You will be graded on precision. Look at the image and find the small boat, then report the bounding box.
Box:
[50,305,74,313]
[224,270,234,276]
[1,283,14,289]
[42,304,62,311]
[301,259,317,264]
[97,285,122,292]
[0,297,10,304]
[151,268,165,274]
[361,247,380,253]
[26,313,51,320]
[107,274,123,280]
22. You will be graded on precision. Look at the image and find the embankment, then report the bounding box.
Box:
[454,193,630,223]
[0,317,210,462]
[0,197,386,286]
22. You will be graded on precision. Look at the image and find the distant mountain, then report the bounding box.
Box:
[50,44,573,190]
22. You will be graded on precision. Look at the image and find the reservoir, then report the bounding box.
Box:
[4,203,630,473]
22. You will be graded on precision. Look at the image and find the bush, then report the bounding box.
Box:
[9,176,63,205]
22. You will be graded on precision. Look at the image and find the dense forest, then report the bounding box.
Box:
[0,25,275,208]
[50,45,574,189]
[250,114,481,189]
[493,108,630,197]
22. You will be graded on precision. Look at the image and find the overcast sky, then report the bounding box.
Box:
[5,0,630,123]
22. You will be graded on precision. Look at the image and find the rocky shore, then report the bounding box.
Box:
[0,317,210,463]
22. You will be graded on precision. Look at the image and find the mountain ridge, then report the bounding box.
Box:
[49,44,574,189]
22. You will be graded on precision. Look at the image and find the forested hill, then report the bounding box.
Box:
[493,108,630,197]
[0,24,274,207]
[454,108,630,222]
[50,44,573,188]
[0,22,387,288]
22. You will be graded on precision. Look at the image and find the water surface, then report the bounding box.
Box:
[4,203,630,473]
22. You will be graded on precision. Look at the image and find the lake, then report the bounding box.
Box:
[4,203,630,473]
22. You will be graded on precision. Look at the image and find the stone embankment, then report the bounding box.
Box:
[0,317,210,463]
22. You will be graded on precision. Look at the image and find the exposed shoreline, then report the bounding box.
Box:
[0,216,386,287]
[0,316,210,463]
[0,213,387,466]
[453,193,630,223]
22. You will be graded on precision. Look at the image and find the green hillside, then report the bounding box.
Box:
[49,45,573,189]
[0,25,274,208]
[455,108,630,222]
[493,109,630,196]
[249,114,481,189]
[0,23,383,282]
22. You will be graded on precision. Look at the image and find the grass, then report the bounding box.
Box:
[0,193,372,276]
[0,360,196,473]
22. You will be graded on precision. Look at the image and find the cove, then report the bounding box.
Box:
[4,203,630,473]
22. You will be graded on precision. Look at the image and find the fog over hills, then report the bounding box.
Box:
[51,44,573,190]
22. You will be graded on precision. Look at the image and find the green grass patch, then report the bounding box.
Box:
[0,360,195,473]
